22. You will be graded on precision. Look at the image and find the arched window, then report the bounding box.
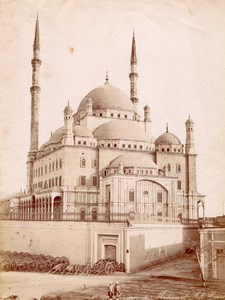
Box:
[157,190,163,203]
[81,158,86,167]
[45,165,48,173]
[92,208,97,221]
[92,158,97,168]
[59,159,62,169]
[177,164,181,172]
[129,189,134,202]
[167,164,171,172]
[80,208,85,221]
[56,159,58,170]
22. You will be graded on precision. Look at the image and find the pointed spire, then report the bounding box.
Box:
[33,13,40,50]
[166,123,169,133]
[131,30,137,64]
[105,71,109,84]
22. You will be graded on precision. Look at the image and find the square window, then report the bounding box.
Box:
[80,176,86,186]
[92,176,98,186]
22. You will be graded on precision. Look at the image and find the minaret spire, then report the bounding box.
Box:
[129,31,139,112]
[27,15,42,192]
[33,14,40,53]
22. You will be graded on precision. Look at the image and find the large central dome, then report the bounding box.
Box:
[77,83,134,112]
[93,119,151,142]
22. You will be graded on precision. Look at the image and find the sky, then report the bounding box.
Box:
[0,0,225,216]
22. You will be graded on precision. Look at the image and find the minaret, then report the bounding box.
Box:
[185,115,197,219]
[129,31,139,112]
[30,14,41,154]
[63,101,74,145]
[27,15,41,192]
[185,115,195,154]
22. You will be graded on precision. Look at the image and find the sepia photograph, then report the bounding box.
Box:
[0,0,225,299]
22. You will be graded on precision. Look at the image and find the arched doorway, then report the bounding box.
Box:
[197,200,205,220]
[53,196,62,220]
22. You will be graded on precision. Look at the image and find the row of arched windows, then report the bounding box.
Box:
[33,176,62,190]
[165,163,181,173]
[80,158,97,168]
[34,159,62,178]
[79,208,97,221]
[100,142,154,151]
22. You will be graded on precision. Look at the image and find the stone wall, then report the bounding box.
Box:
[128,224,199,272]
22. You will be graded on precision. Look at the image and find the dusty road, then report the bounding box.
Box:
[0,255,224,300]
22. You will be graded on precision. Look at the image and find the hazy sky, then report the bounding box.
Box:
[0,0,225,216]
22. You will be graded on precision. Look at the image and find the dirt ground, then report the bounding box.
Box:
[0,254,225,300]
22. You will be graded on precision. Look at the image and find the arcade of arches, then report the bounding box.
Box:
[19,195,63,221]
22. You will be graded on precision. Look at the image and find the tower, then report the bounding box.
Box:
[185,116,197,219]
[63,101,74,145]
[129,32,139,112]
[185,115,195,154]
[27,15,41,192]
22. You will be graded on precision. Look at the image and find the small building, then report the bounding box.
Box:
[199,219,225,280]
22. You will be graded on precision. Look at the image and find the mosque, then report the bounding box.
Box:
[0,17,205,272]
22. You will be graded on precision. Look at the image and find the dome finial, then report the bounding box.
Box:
[166,123,169,133]
[105,71,109,84]
[68,100,70,106]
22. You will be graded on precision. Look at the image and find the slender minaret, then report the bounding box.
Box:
[185,115,197,219]
[30,14,41,154]
[129,31,139,112]
[63,101,74,145]
[27,15,41,192]
[185,115,195,154]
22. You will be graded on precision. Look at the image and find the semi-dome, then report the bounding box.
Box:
[40,125,93,150]
[73,124,93,137]
[93,119,151,142]
[77,83,134,112]
[155,132,181,145]
[110,153,158,169]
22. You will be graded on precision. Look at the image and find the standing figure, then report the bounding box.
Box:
[108,282,113,299]
[114,282,121,298]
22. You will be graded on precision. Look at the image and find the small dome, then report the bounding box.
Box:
[110,153,158,169]
[185,115,194,124]
[93,120,151,142]
[77,83,134,112]
[155,132,181,146]
[64,103,73,114]
[73,124,93,137]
